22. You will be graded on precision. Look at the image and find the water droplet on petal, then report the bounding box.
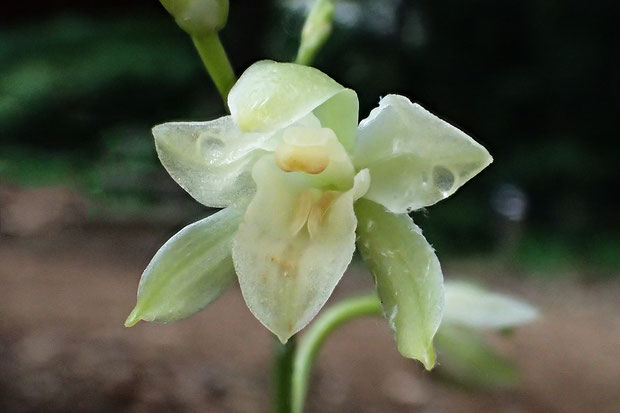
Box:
[198,133,225,161]
[432,165,455,193]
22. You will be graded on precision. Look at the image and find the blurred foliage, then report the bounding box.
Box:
[0,0,618,271]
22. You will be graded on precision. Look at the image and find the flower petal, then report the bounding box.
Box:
[228,60,358,151]
[354,95,493,213]
[153,116,273,208]
[444,281,538,329]
[232,156,367,342]
[125,207,242,327]
[355,198,444,369]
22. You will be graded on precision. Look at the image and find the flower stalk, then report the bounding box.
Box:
[192,33,236,110]
[158,0,235,109]
[295,0,335,66]
[291,295,382,413]
[273,336,297,413]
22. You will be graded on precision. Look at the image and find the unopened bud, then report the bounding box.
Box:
[296,0,335,65]
[160,0,229,36]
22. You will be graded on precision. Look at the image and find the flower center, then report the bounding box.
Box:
[274,127,333,174]
[273,123,356,192]
[289,188,340,239]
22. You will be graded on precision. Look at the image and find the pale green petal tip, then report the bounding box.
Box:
[124,306,142,327]
[397,341,436,370]
[422,343,437,371]
[256,315,295,345]
[276,331,292,344]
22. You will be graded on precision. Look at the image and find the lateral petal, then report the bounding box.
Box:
[354,95,492,213]
[355,198,444,369]
[153,116,273,208]
[125,207,243,326]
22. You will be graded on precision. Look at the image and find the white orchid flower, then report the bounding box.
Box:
[125,60,492,369]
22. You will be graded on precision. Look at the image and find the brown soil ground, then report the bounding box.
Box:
[1,226,619,413]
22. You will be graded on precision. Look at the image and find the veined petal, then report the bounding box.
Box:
[232,156,367,342]
[154,116,273,208]
[228,60,358,151]
[125,207,243,327]
[355,198,444,369]
[444,281,539,329]
[354,95,493,213]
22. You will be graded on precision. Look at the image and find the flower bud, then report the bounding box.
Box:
[296,0,334,65]
[160,0,229,36]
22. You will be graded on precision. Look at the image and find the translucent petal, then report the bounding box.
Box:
[351,168,371,200]
[354,95,493,213]
[232,156,367,342]
[355,198,444,369]
[153,116,274,208]
[444,281,538,329]
[312,88,358,152]
[125,207,242,327]
[228,60,358,151]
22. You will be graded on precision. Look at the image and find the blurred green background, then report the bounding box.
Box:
[1,0,618,273]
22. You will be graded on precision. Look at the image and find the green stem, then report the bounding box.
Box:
[294,43,319,67]
[291,295,382,413]
[273,335,297,413]
[294,0,334,66]
[191,33,236,110]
